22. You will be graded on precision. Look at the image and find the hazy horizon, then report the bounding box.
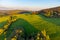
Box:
[0,0,60,11]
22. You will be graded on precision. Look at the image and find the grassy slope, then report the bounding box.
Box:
[6,18,38,38]
[0,21,8,28]
[0,14,60,40]
[16,14,60,40]
[0,16,9,40]
[0,16,10,22]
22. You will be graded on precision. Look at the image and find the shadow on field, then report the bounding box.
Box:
[5,18,38,39]
[38,15,60,26]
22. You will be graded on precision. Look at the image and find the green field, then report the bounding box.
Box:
[0,14,60,40]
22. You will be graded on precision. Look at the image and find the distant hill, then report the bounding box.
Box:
[0,7,32,15]
[41,6,60,12]
[38,6,60,17]
[0,6,60,16]
[0,10,32,15]
[0,7,8,10]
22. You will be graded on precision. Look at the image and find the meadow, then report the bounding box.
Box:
[0,14,60,40]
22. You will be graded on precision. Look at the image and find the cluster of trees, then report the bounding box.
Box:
[38,7,60,18]
[0,16,17,40]
[38,10,60,18]
[5,29,50,40]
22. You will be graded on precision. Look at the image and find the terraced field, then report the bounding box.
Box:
[0,14,60,40]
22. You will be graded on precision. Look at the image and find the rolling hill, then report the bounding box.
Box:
[38,6,60,17]
[0,14,60,40]
[0,6,60,40]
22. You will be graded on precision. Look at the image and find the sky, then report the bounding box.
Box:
[0,0,60,10]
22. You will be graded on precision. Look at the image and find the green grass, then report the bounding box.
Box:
[38,15,60,40]
[6,18,38,38]
[0,14,60,40]
[0,21,8,40]
[16,14,60,40]
[39,15,60,26]
[0,21,8,28]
